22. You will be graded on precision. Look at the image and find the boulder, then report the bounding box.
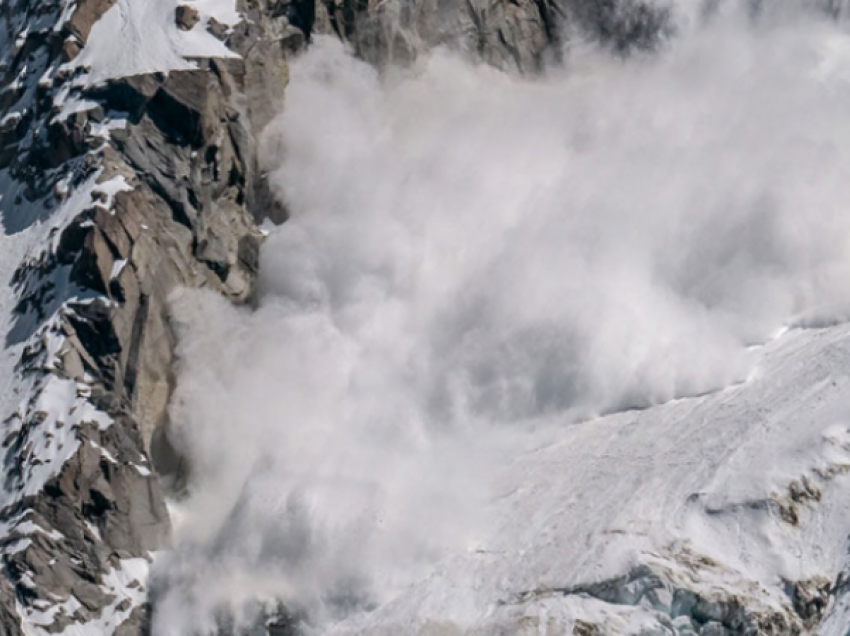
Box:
[176,4,201,31]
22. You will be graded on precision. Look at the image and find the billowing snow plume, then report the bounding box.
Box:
[152,4,850,634]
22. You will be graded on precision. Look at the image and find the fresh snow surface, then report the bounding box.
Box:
[15,375,113,499]
[51,96,100,123]
[324,323,850,634]
[187,0,242,27]
[66,0,239,86]
[0,227,34,456]
[34,170,134,253]
[90,115,130,140]
[110,259,128,280]
[7,520,64,542]
[93,175,133,214]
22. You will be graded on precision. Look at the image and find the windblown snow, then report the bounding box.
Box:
[149,5,850,634]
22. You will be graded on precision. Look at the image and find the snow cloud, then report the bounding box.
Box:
[151,4,850,634]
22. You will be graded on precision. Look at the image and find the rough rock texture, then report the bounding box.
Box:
[313,0,562,72]
[0,0,294,633]
[312,0,672,73]
[175,5,201,31]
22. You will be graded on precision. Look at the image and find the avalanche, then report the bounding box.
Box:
[154,5,850,636]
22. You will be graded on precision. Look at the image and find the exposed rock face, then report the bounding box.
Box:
[0,0,293,633]
[312,0,672,72]
[176,5,201,31]
[314,0,562,72]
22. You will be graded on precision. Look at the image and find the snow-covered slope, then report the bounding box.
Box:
[322,322,850,635]
[66,0,239,86]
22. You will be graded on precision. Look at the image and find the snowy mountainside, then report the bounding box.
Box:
[5,1,850,636]
[324,322,850,635]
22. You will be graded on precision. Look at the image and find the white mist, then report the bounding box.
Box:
[151,5,850,634]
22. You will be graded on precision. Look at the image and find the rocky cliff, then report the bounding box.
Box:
[0,0,296,633]
[313,0,672,72]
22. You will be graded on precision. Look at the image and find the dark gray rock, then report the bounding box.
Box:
[314,0,564,73]
[311,0,677,74]
[176,4,202,31]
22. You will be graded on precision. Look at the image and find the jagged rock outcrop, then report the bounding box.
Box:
[0,0,296,633]
[312,0,674,72]
[314,0,563,72]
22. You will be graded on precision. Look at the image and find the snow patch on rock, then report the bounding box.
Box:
[65,0,239,87]
[15,557,150,636]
